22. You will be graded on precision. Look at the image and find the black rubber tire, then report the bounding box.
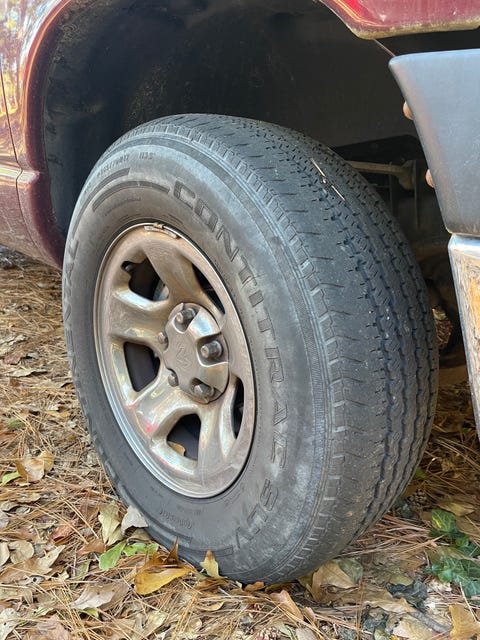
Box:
[63,114,438,583]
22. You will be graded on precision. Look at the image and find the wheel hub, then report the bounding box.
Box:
[162,303,229,403]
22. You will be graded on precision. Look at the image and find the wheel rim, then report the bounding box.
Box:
[94,223,255,498]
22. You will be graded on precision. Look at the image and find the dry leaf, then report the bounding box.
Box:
[15,451,54,482]
[270,590,303,620]
[0,543,9,567]
[0,608,21,640]
[0,511,9,529]
[296,629,318,640]
[332,585,415,614]
[245,581,265,592]
[0,545,64,583]
[9,540,34,564]
[79,539,106,555]
[0,585,32,602]
[303,607,316,626]
[9,367,47,377]
[0,501,16,511]
[98,503,122,546]
[450,604,480,639]
[71,582,129,611]
[392,615,434,640]
[311,560,357,590]
[437,495,476,517]
[51,523,76,542]
[197,601,224,612]
[165,538,179,564]
[4,348,26,365]
[134,565,190,595]
[38,451,54,471]
[121,505,148,534]
[143,610,168,635]
[200,550,222,579]
[26,616,71,640]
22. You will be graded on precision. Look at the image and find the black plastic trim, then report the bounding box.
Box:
[390,49,480,236]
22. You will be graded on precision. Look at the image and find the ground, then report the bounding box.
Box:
[1,246,480,640]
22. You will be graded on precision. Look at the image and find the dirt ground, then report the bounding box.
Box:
[1,246,480,640]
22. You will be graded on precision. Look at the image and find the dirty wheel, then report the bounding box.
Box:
[63,114,438,583]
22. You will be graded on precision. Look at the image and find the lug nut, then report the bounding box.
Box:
[175,307,197,326]
[167,371,178,387]
[158,331,168,345]
[200,340,223,359]
[122,261,136,273]
[193,383,214,399]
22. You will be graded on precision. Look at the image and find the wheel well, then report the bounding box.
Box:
[44,0,414,237]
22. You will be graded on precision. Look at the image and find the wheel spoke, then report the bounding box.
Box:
[107,286,171,349]
[143,237,213,310]
[126,377,199,440]
[220,313,252,380]
[197,380,237,480]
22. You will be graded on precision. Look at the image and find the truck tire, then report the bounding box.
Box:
[63,114,438,583]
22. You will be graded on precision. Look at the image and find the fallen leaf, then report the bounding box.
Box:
[438,496,477,517]
[9,367,47,377]
[15,451,54,482]
[134,565,190,595]
[9,540,34,564]
[26,616,71,640]
[296,629,318,640]
[1,471,20,486]
[450,604,480,639]
[99,541,127,570]
[0,511,9,529]
[270,590,303,620]
[4,348,26,365]
[200,550,222,579]
[121,505,148,534]
[303,607,316,626]
[197,601,224,611]
[0,501,16,511]
[71,582,129,611]
[311,560,357,590]
[245,581,265,592]
[123,542,158,557]
[51,523,76,542]
[0,545,64,583]
[79,539,106,555]
[165,538,179,564]
[98,503,122,546]
[143,610,168,635]
[392,615,434,640]
[38,451,54,471]
[0,608,21,640]
[332,585,415,614]
[0,543,9,567]
[0,585,33,602]
[14,492,42,504]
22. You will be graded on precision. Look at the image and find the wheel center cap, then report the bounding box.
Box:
[163,304,229,403]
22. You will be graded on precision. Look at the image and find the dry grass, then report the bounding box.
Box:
[1,248,480,639]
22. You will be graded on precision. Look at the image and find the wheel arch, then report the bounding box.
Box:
[19,0,418,261]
